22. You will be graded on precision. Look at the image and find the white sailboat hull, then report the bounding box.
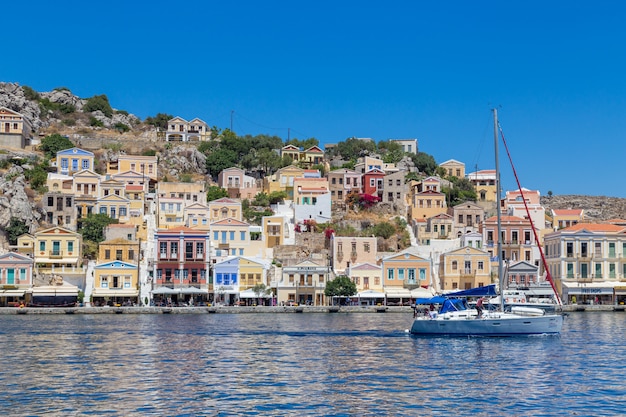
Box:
[410,311,564,336]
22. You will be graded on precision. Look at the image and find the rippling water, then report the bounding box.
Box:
[1,312,625,416]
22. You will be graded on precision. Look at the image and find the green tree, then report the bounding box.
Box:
[114,122,130,132]
[410,152,438,175]
[78,214,118,243]
[336,137,377,160]
[372,222,396,239]
[3,217,29,245]
[205,148,238,178]
[145,113,173,130]
[252,192,270,207]
[40,134,74,158]
[377,140,404,164]
[251,283,272,306]
[22,85,40,101]
[324,275,357,302]
[207,185,228,202]
[83,94,113,117]
[24,163,48,191]
[268,191,288,205]
[258,148,282,175]
[311,163,326,176]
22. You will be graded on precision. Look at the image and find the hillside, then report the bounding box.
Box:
[541,195,626,222]
[1,81,625,224]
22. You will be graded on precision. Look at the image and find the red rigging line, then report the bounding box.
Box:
[497,123,563,306]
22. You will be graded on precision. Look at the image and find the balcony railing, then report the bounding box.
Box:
[49,250,63,258]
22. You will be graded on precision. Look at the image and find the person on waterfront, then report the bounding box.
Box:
[475,297,485,318]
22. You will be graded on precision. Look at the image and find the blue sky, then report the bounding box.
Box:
[3,1,625,197]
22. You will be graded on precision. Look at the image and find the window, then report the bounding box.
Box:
[452,261,457,270]
[387,269,394,280]
[82,159,89,169]
[408,268,415,282]
[129,249,135,260]
[240,231,246,241]
[116,250,123,260]
[230,231,235,241]
[398,269,405,280]
[67,241,74,252]
[72,159,78,171]
[120,207,127,217]
[39,241,46,251]
[101,276,109,288]
[61,158,68,169]
[478,261,484,270]
[419,268,426,281]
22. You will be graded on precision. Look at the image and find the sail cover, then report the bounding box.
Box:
[445,284,497,298]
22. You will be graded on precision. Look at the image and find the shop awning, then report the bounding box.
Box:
[356,290,386,298]
[152,287,180,295]
[32,285,79,296]
[239,289,271,298]
[92,289,139,297]
[180,287,208,295]
[385,288,412,298]
[411,287,435,298]
[561,281,618,295]
[0,290,25,297]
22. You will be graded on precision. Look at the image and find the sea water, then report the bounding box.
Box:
[1,312,624,416]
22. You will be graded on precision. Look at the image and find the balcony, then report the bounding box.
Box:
[49,250,63,258]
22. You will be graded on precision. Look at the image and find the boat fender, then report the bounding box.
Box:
[521,298,525,303]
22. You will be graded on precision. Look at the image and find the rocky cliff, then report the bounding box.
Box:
[541,195,626,222]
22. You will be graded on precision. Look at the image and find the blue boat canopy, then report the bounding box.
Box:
[415,296,446,305]
[445,284,497,298]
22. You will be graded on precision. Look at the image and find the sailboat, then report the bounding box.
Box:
[410,109,564,336]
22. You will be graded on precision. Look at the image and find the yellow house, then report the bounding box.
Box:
[301,145,325,167]
[33,226,82,275]
[73,169,101,218]
[208,197,242,222]
[107,155,158,180]
[408,189,447,224]
[466,169,497,202]
[157,181,206,205]
[439,246,493,291]
[100,178,125,197]
[262,215,288,248]
[381,250,432,304]
[98,238,140,263]
[185,202,211,230]
[210,218,252,259]
[280,144,301,162]
[263,165,305,198]
[97,194,131,223]
[14,234,35,257]
[550,208,585,230]
[56,148,95,176]
[238,257,271,291]
[92,260,139,305]
[347,262,384,303]
[46,172,74,193]
[157,197,185,229]
[0,106,33,148]
[439,159,465,179]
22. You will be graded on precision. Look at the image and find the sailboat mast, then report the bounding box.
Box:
[493,108,504,312]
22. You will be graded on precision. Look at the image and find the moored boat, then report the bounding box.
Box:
[409,109,564,337]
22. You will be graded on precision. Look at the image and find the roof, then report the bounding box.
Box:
[552,209,584,216]
[562,223,626,233]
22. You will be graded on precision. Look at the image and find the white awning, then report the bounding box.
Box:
[411,287,435,298]
[385,288,412,298]
[356,290,386,298]
[239,289,271,298]
[152,287,180,295]
[92,289,139,297]
[32,285,79,295]
[562,281,619,295]
[0,290,25,297]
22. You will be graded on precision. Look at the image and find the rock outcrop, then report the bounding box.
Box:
[0,165,42,233]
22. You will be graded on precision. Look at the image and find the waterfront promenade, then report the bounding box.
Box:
[0,304,623,314]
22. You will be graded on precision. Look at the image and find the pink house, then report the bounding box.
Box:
[0,252,34,306]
